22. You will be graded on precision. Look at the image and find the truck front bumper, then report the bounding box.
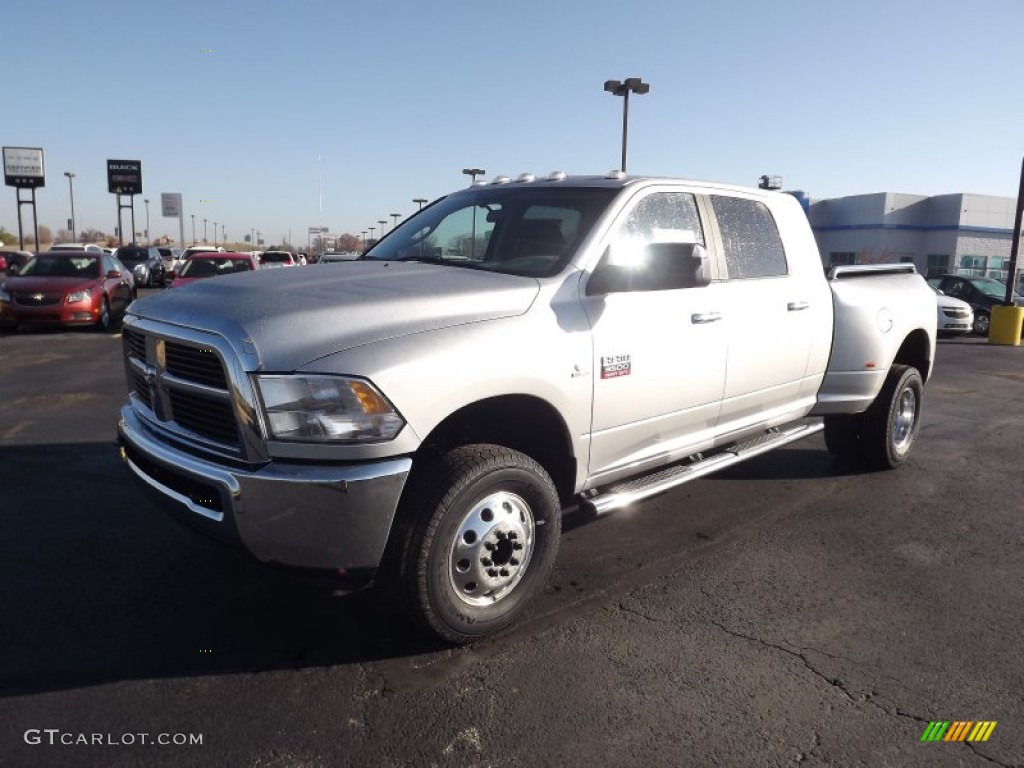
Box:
[118,405,412,573]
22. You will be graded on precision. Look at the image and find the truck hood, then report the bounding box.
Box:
[128,261,540,370]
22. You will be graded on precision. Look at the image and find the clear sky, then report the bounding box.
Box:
[3,0,1023,246]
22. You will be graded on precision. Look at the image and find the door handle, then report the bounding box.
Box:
[691,312,722,324]
[787,301,810,312]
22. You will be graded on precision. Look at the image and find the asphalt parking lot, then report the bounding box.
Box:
[0,310,1022,768]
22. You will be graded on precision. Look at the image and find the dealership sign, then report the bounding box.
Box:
[3,146,45,188]
[161,192,182,217]
[107,159,142,195]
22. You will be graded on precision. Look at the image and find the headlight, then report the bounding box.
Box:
[256,375,405,443]
[66,289,92,303]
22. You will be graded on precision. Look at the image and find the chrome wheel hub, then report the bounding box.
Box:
[449,491,535,607]
[892,386,918,451]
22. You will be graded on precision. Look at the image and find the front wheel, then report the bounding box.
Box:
[973,311,990,336]
[858,364,924,469]
[388,444,561,644]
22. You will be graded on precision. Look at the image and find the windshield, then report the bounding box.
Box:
[262,252,293,263]
[969,277,1013,298]
[362,186,617,277]
[179,257,252,278]
[116,249,147,263]
[18,254,100,278]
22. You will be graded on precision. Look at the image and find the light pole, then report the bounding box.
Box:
[378,219,387,237]
[368,226,376,243]
[144,198,150,244]
[413,197,428,211]
[222,224,226,245]
[462,168,485,259]
[391,212,401,229]
[191,215,196,245]
[603,77,650,173]
[203,218,208,243]
[63,172,76,242]
[361,230,367,245]
[213,221,218,247]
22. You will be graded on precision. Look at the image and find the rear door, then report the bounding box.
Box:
[708,194,826,434]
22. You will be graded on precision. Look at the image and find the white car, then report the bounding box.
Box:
[931,286,974,336]
[50,243,105,254]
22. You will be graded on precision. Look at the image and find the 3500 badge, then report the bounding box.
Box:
[601,354,632,379]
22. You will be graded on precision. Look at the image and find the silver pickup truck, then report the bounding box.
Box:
[118,172,937,643]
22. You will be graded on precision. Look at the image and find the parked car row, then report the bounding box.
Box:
[929,274,1024,336]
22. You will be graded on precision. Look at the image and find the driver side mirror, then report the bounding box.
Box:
[106,269,122,279]
[587,242,711,295]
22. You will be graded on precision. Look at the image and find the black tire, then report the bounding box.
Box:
[857,364,924,470]
[823,414,862,462]
[973,311,990,336]
[94,298,111,332]
[388,444,561,645]
[144,270,153,289]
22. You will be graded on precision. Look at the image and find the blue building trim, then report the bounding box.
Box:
[811,223,1013,235]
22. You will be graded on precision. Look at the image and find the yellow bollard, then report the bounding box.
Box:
[988,305,1024,346]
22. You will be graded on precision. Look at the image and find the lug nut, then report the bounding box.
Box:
[508,532,518,540]
[509,557,519,566]
[513,542,523,550]
[482,558,492,567]
[496,531,507,540]
[484,542,495,551]
[487,569,498,577]
[499,569,509,577]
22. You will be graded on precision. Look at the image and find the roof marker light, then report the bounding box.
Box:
[547,171,567,182]
[606,169,626,180]
[516,172,536,183]
[491,176,511,184]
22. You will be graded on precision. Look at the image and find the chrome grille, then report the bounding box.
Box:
[122,326,241,453]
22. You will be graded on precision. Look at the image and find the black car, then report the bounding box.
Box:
[933,274,1023,336]
[114,245,166,288]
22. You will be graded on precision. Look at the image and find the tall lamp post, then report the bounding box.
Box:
[143,198,150,244]
[462,168,485,258]
[603,77,650,173]
[390,212,401,229]
[413,197,428,211]
[368,226,376,243]
[361,230,367,245]
[213,221,218,247]
[203,218,208,243]
[191,215,196,245]
[63,172,76,242]
[378,219,387,237]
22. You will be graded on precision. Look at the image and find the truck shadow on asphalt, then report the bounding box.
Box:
[0,440,867,698]
[0,442,449,697]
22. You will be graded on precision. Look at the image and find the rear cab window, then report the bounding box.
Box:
[709,195,788,279]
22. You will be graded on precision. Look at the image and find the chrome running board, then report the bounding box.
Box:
[580,421,824,517]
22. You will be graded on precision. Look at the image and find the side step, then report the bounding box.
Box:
[579,420,824,517]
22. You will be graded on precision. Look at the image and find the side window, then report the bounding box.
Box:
[616,192,704,247]
[710,195,788,279]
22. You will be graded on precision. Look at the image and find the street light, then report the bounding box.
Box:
[213,221,218,247]
[63,172,76,242]
[203,218,208,243]
[222,224,226,244]
[361,230,367,244]
[413,198,428,210]
[390,212,401,228]
[191,215,196,245]
[368,226,376,242]
[603,77,650,173]
[143,198,150,244]
[462,169,486,259]
[378,219,387,236]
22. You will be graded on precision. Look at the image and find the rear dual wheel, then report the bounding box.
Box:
[388,444,561,644]
[823,364,923,469]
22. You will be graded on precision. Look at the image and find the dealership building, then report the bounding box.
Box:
[805,191,1021,285]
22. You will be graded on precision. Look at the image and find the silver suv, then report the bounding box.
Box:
[114,245,166,288]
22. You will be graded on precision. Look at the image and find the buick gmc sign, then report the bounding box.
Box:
[107,159,142,195]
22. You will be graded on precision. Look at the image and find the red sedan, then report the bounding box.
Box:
[170,252,260,287]
[0,251,135,331]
